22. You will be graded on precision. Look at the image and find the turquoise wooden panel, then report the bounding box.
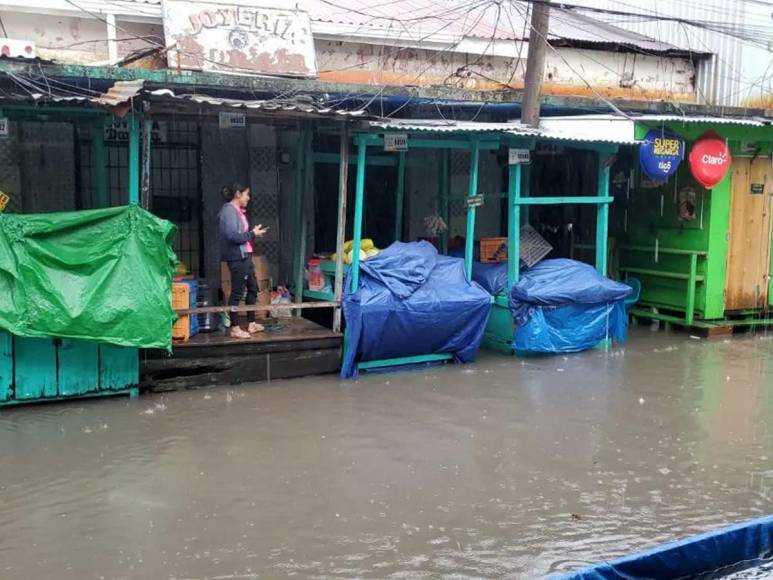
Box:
[99,345,139,390]
[14,337,58,400]
[58,339,99,397]
[0,332,12,402]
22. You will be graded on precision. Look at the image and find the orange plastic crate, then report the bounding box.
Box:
[480,237,507,263]
[172,283,190,341]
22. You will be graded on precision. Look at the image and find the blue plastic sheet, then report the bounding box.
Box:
[557,515,773,579]
[472,262,509,295]
[341,241,492,378]
[509,259,632,354]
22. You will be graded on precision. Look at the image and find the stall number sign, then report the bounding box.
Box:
[105,120,168,143]
[219,111,246,129]
[751,183,766,195]
[466,194,485,208]
[384,133,408,152]
[0,117,8,137]
[508,148,530,165]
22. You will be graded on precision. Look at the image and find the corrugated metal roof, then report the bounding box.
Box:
[299,0,685,52]
[370,118,638,144]
[635,114,768,127]
[148,89,368,117]
[370,119,539,135]
[1,79,144,107]
[544,113,770,128]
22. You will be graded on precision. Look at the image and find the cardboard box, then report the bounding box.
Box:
[221,257,271,319]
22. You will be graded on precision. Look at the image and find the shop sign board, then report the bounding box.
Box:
[162,0,317,77]
[639,128,684,182]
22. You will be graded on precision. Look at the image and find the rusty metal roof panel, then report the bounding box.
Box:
[147,89,368,117]
[370,119,540,135]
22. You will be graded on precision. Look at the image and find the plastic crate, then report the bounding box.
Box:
[172,280,199,341]
[480,237,508,263]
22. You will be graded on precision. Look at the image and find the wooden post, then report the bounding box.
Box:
[464,138,480,281]
[439,149,449,255]
[91,117,108,208]
[140,116,152,210]
[127,113,140,204]
[508,162,522,287]
[333,124,349,333]
[350,138,367,292]
[596,159,610,276]
[521,0,550,127]
[394,150,406,241]
[292,127,308,306]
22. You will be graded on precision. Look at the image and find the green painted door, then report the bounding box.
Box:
[0,332,11,402]
[59,339,99,397]
[14,337,57,400]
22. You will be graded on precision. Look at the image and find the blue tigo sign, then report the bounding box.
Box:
[639,129,684,182]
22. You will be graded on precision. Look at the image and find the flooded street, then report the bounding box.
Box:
[1,328,772,579]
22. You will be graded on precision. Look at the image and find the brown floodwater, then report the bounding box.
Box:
[1,328,773,579]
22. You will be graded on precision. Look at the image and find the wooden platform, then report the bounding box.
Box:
[141,318,342,391]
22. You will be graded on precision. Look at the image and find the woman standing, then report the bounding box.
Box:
[218,183,268,339]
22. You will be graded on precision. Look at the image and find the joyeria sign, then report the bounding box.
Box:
[689,131,732,189]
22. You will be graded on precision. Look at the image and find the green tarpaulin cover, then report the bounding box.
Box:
[0,205,177,349]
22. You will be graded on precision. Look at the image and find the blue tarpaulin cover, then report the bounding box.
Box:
[341,241,492,378]
[509,259,632,353]
[557,515,773,579]
[447,247,511,295]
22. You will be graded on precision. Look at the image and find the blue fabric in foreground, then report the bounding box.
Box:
[508,259,633,354]
[341,241,492,378]
[555,515,773,579]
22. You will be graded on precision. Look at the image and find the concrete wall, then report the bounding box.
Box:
[1,10,697,101]
[0,12,162,65]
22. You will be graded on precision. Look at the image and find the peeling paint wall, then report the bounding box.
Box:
[0,12,162,64]
[2,11,697,102]
[316,40,697,102]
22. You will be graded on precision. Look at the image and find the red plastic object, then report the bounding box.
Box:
[689,131,732,189]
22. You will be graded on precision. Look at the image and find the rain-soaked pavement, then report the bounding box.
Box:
[1,327,773,579]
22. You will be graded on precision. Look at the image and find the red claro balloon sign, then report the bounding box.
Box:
[689,131,732,189]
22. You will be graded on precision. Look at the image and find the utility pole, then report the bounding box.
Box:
[520,0,551,127]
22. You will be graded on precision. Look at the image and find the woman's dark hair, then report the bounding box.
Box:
[222,182,249,201]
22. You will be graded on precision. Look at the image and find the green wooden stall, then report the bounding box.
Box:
[618,119,773,329]
[0,104,144,405]
[482,136,619,353]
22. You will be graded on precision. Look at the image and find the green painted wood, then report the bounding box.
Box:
[621,245,707,256]
[596,162,611,275]
[0,387,138,407]
[464,138,481,281]
[14,337,58,400]
[312,152,397,166]
[357,352,453,370]
[483,301,514,353]
[303,289,336,301]
[355,134,501,150]
[0,332,11,402]
[515,196,614,205]
[350,140,367,292]
[395,151,406,241]
[619,267,705,281]
[508,163,521,286]
[439,149,450,255]
[58,339,99,397]
[704,169,733,319]
[91,118,109,208]
[127,113,140,204]
[686,254,699,325]
[99,344,139,390]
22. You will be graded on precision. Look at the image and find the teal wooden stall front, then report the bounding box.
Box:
[0,332,138,406]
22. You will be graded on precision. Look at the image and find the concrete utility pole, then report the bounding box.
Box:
[520,0,551,127]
